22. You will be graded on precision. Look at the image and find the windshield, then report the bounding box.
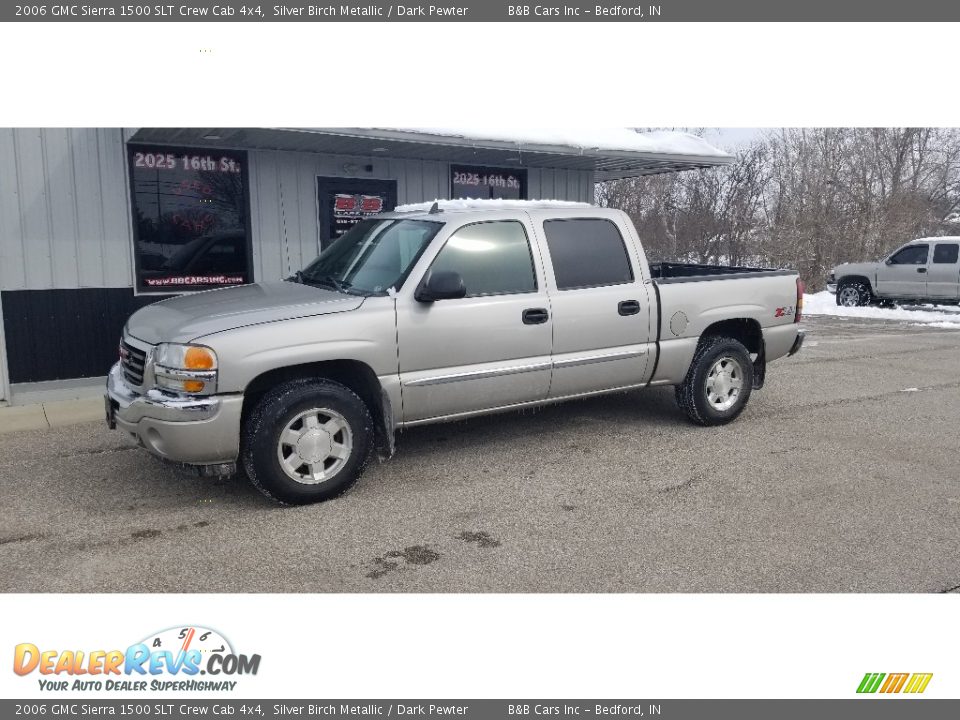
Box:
[296,219,442,295]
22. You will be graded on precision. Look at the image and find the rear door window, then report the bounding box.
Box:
[543,218,634,290]
[933,243,959,264]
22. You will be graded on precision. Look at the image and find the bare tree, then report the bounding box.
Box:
[599,128,960,289]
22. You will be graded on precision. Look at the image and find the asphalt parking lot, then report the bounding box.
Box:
[2,314,960,593]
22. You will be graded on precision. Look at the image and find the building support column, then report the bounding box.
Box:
[0,293,10,404]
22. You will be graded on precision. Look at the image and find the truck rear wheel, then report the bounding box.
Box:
[241,378,374,505]
[675,336,754,426]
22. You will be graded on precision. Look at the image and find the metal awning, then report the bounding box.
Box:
[128,127,734,180]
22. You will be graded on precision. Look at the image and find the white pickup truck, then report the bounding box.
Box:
[106,200,805,504]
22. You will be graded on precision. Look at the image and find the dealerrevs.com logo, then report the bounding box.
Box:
[13,626,261,692]
[857,672,933,694]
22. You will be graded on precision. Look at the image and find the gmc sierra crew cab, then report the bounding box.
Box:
[827,236,960,306]
[106,200,805,504]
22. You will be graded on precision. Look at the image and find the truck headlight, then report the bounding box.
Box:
[153,343,218,395]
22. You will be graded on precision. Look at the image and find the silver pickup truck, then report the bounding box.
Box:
[106,202,805,504]
[827,236,960,306]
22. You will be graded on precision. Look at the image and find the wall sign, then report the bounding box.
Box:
[332,192,387,238]
[316,177,398,250]
[128,146,252,292]
[451,164,527,200]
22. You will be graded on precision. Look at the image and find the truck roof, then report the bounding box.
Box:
[395,198,592,213]
[388,198,606,221]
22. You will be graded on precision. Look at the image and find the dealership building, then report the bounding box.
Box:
[0,127,730,405]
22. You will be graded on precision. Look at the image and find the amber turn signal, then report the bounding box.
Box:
[182,380,206,393]
[184,346,216,370]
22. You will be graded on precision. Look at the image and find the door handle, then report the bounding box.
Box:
[522,308,549,325]
[618,300,641,316]
[917,267,927,273]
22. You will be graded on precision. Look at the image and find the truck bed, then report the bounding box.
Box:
[649,262,795,283]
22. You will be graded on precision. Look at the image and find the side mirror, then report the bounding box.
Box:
[885,258,893,265]
[415,270,466,302]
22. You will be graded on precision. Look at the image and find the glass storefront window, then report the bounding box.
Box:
[129,146,251,292]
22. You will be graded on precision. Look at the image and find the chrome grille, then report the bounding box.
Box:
[120,341,147,386]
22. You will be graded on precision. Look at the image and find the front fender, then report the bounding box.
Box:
[193,297,399,393]
[833,263,879,288]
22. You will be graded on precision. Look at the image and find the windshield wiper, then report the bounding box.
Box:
[314,274,349,292]
[296,273,355,293]
[291,271,367,295]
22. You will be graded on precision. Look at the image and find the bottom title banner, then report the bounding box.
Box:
[3,700,958,719]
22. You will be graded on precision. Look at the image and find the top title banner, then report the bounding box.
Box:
[5,0,960,21]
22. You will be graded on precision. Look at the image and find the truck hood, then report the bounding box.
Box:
[126,281,365,345]
[831,261,879,278]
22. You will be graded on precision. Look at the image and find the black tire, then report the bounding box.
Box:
[675,336,754,426]
[836,281,872,307]
[241,378,373,505]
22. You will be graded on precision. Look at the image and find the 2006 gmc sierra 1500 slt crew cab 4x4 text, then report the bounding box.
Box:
[106,200,805,504]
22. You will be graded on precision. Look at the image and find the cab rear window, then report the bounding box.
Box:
[933,243,959,264]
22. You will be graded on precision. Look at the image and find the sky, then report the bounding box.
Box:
[702,128,765,150]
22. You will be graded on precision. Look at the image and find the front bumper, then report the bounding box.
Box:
[826,283,837,294]
[105,363,243,465]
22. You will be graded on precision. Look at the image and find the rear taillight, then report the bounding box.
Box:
[795,278,805,323]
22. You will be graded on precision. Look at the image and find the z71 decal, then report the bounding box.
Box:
[775,306,795,318]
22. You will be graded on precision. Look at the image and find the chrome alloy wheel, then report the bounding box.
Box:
[705,356,744,412]
[838,286,861,306]
[276,408,353,485]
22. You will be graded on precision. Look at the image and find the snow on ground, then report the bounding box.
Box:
[804,291,960,329]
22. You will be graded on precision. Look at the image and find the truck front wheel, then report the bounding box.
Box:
[675,336,754,426]
[836,281,872,307]
[241,378,374,505]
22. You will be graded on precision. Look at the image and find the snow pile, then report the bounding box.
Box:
[804,291,960,328]
[394,198,592,213]
[377,128,732,159]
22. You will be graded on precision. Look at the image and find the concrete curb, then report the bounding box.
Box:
[0,397,103,434]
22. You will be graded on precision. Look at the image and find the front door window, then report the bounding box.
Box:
[888,244,929,265]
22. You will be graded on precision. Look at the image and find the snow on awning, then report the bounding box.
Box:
[391,128,730,159]
[128,127,734,179]
[347,127,734,179]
